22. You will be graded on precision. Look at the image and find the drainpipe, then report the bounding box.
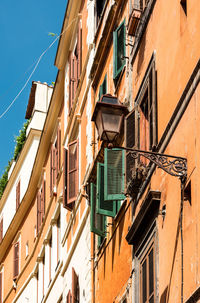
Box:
[180,177,185,303]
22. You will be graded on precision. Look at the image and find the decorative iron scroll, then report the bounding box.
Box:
[119,147,187,179]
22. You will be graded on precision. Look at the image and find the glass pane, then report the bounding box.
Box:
[102,113,121,133]
[149,248,154,296]
[96,111,103,139]
[142,260,147,303]
[117,24,124,71]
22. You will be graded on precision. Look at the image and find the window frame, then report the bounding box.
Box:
[134,225,158,303]
[135,57,157,152]
[113,20,126,80]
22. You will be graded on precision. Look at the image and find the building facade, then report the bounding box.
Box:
[1,0,200,303]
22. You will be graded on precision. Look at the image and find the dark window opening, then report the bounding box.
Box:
[97,0,106,25]
[184,181,191,204]
[180,0,187,15]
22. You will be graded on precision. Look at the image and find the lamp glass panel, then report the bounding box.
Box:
[101,112,121,133]
[96,111,103,138]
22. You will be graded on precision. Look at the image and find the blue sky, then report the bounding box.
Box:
[0,0,67,176]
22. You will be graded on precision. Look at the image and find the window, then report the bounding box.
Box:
[13,241,20,279]
[180,0,187,15]
[96,0,106,26]
[98,74,107,101]
[139,239,155,303]
[69,21,82,112]
[0,218,3,244]
[67,140,79,207]
[57,215,61,264]
[16,180,20,210]
[37,178,45,234]
[90,149,124,246]
[125,57,157,164]
[50,127,61,194]
[113,20,126,80]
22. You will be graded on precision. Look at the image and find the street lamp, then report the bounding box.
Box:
[91,94,129,142]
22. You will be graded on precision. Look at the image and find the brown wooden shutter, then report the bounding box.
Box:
[63,148,73,211]
[13,242,19,279]
[41,180,45,221]
[72,268,79,303]
[67,290,72,303]
[77,22,82,80]
[57,128,61,173]
[67,140,79,206]
[0,272,2,303]
[69,54,78,112]
[16,180,20,210]
[0,218,3,243]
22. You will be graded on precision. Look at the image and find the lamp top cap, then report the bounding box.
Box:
[100,94,119,105]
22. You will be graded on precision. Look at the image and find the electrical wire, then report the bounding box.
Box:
[0,10,86,120]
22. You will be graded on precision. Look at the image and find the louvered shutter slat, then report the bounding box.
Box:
[67,140,78,205]
[90,183,105,237]
[13,242,19,279]
[96,163,117,217]
[104,148,125,200]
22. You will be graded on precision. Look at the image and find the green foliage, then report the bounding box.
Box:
[0,120,29,199]
[13,120,29,161]
[0,162,11,199]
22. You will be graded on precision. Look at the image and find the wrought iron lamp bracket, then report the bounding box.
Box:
[119,147,187,181]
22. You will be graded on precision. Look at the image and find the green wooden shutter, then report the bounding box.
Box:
[90,183,105,237]
[113,20,125,79]
[96,162,118,217]
[104,148,125,200]
[99,74,107,101]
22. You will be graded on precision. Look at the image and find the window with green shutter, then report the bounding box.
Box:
[113,20,126,80]
[96,162,121,217]
[90,183,106,237]
[104,148,125,201]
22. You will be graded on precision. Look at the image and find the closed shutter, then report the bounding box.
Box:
[41,179,45,221]
[69,55,78,112]
[0,272,2,303]
[67,140,79,205]
[57,128,61,174]
[77,22,82,80]
[90,183,105,237]
[16,180,20,210]
[96,162,118,217]
[99,75,107,101]
[72,268,79,303]
[63,148,73,210]
[67,291,72,303]
[0,218,3,243]
[104,148,125,200]
[13,242,19,279]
